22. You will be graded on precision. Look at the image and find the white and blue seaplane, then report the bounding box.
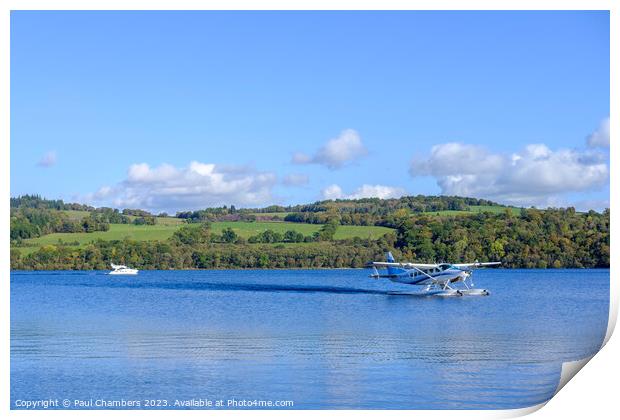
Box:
[369,252,500,297]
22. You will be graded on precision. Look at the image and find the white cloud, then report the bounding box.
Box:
[321,184,344,200]
[573,199,610,212]
[87,161,277,213]
[321,184,406,200]
[587,117,610,148]
[92,185,113,200]
[293,129,367,170]
[410,142,609,207]
[347,184,407,199]
[282,173,309,187]
[411,143,504,176]
[37,151,57,167]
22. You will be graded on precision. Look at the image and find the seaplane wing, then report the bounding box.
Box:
[370,262,438,269]
[451,262,502,269]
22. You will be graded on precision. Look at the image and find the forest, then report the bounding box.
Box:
[10,194,610,270]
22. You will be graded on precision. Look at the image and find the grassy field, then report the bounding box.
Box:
[125,216,185,225]
[212,221,393,240]
[422,205,521,216]
[251,212,291,218]
[469,205,521,214]
[14,220,394,255]
[422,210,472,216]
[333,225,393,240]
[63,210,91,220]
[21,224,182,247]
[14,205,517,256]
[63,210,185,226]
[210,221,318,237]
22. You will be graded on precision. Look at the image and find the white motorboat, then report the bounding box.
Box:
[108,263,139,275]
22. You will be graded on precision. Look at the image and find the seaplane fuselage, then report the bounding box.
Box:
[387,266,468,286]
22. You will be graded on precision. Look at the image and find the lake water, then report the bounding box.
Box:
[11,269,609,410]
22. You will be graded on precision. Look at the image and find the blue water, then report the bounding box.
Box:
[11,269,609,410]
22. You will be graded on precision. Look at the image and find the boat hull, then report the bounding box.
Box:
[108,270,139,275]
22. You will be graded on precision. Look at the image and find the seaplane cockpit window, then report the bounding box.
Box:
[438,264,450,271]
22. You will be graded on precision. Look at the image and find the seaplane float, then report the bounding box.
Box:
[368,252,500,297]
[108,263,139,275]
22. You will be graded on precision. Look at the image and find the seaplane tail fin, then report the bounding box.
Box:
[385,252,407,276]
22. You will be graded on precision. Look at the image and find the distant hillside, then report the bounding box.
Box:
[10,194,609,270]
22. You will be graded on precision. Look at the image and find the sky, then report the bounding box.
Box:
[10,11,610,213]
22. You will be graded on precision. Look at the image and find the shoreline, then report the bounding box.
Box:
[10,267,610,272]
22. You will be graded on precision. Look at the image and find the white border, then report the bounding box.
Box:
[1,1,616,419]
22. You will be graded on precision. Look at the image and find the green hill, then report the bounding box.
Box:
[10,194,609,270]
[422,205,522,216]
[15,221,394,255]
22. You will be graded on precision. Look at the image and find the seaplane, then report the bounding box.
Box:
[368,252,500,297]
[108,263,139,275]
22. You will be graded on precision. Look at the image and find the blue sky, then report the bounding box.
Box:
[11,11,609,213]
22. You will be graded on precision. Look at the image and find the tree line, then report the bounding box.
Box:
[11,206,609,270]
[11,237,391,271]
[10,207,110,241]
[10,202,162,243]
[10,194,609,270]
[395,207,609,268]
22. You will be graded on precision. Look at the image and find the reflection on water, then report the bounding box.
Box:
[11,269,609,409]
